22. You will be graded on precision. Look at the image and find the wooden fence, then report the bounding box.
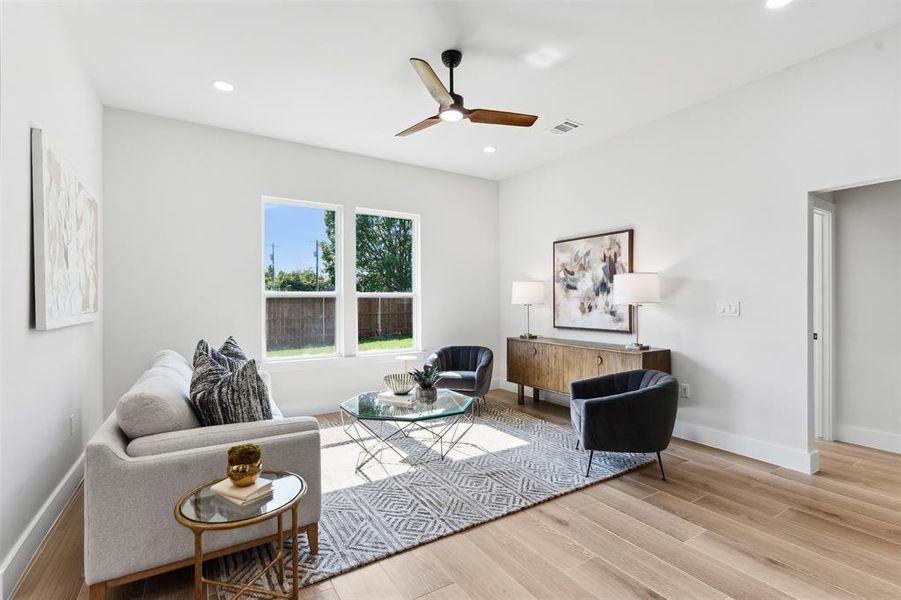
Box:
[357,297,413,339]
[266,296,412,350]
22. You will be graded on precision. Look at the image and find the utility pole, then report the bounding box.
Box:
[313,241,320,292]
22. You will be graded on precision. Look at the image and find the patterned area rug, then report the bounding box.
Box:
[210,403,653,596]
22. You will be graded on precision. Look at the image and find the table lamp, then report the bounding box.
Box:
[612,273,660,350]
[512,281,544,339]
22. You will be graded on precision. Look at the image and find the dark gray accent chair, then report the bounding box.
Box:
[570,369,678,479]
[425,346,494,413]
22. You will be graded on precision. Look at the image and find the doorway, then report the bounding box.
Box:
[811,199,834,441]
[810,179,901,455]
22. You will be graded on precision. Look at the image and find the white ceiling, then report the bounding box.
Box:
[57,1,900,180]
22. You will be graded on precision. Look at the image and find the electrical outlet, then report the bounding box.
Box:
[69,414,78,436]
[679,384,690,400]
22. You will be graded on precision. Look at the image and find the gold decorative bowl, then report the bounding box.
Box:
[228,459,262,487]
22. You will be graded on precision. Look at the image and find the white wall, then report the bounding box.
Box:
[833,180,901,453]
[0,3,104,595]
[497,27,901,473]
[103,109,498,417]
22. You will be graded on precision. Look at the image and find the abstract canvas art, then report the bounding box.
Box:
[31,128,99,330]
[553,229,633,332]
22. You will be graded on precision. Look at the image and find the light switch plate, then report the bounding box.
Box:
[716,301,741,317]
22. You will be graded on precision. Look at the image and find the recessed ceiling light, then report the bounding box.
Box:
[212,80,235,93]
[482,146,497,154]
[765,0,794,8]
[523,47,565,70]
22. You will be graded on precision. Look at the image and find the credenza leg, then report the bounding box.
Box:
[533,387,540,402]
[517,384,524,405]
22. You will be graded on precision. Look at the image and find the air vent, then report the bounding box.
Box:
[549,119,582,135]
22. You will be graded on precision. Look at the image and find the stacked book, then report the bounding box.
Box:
[210,477,273,506]
[378,389,415,407]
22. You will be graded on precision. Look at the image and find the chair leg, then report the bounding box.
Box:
[585,450,594,477]
[656,451,666,481]
[575,439,580,450]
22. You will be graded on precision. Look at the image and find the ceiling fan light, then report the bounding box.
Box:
[439,109,464,122]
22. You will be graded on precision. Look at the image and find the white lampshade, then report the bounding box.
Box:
[613,273,660,305]
[511,281,545,305]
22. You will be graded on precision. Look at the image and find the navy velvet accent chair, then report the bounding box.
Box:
[570,369,678,479]
[425,346,494,414]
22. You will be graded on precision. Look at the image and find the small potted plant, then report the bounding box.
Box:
[410,365,440,403]
[227,443,262,487]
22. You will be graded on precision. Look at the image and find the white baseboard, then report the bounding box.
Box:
[487,379,820,472]
[834,424,901,454]
[0,452,85,598]
[673,421,819,474]
[491,378,516,393]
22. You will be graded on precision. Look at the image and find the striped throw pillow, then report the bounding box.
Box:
[190,352,273,426]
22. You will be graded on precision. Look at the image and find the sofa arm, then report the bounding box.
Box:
[85,427,321,585]
[424,351,440,370]
[126,416,319,457]
[474,351,494,397]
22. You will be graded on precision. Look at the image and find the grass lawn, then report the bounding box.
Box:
[266,335,413,358]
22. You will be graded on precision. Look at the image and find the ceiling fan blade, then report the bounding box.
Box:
[396,115,441,137]
[467,109,538,127]
[409,58,454,107]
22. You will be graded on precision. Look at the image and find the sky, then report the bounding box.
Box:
[264,204,330,273]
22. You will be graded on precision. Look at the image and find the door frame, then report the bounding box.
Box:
[810,197,835,441]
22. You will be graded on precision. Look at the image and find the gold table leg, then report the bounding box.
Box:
[292,505,299,600]
[194,531,203,600]
[277,511,285,585]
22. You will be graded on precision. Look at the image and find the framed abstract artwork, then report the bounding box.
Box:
[31,128,99,330]
[553,228,633,333]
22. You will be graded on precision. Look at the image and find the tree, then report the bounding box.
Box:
[356,214,413,292]
[265,266,330,291]
[319,210,336,289]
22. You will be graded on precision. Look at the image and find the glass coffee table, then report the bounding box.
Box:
[340,389,474,470]
[175,471,306,600]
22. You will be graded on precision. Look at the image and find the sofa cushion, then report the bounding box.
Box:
[434,370,477,392]
[190,353,273,426]
[126,416,318,457]
[116,352,200,439]
[258,369,283,418]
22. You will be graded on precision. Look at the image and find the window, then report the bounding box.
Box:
[356,210,418,353]
[263,199,340,358]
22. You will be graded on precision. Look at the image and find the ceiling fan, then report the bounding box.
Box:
[396,49,538,137]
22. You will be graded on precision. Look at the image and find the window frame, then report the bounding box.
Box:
[261,195,344,362]
[354,207,421,355]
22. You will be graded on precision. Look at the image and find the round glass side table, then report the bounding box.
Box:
[174,470,306,600]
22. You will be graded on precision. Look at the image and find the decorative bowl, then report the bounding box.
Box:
[228,459,262,487]
[384,373,415,395]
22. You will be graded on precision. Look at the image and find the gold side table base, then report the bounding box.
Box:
[192,505,299,600]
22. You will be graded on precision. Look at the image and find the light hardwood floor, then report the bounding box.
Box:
[14,390,901,600]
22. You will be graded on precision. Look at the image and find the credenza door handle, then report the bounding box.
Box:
[596,354,604,365]
[531,346,538,356]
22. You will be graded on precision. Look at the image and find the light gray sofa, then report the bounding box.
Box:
[84,350,321,598]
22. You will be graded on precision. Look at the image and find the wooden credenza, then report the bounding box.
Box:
[506,336,671,404]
